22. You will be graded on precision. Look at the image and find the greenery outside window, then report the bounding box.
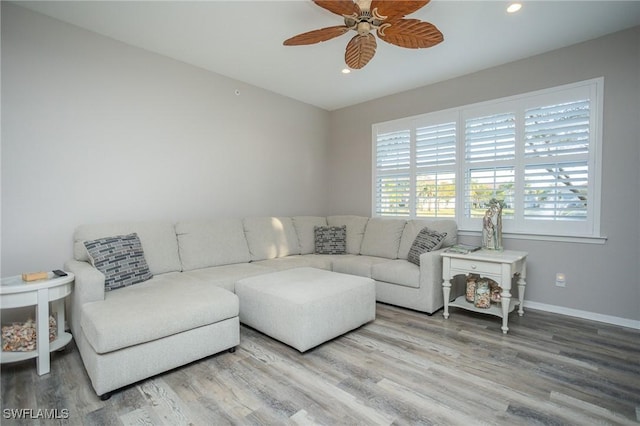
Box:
[372,78,603,239]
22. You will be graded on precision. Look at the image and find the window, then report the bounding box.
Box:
[415,121,457,218]
[374,129,410,217]
[372,78,603,239]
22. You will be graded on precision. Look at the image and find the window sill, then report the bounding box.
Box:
[457,230,608,245]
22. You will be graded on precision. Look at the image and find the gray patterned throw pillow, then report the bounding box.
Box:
[314,225,347,255]
[84,233,153,291]
[407,227,447,266]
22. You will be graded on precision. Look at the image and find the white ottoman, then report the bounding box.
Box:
[235,267,376,352]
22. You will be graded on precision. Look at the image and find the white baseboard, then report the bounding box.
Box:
[524,301,640,330]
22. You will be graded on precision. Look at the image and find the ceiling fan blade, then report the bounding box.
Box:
[283,25,350,46]
[313,0,360,17]
[370,1,430,22]
[345,33,377,69]
[377,19,443,49]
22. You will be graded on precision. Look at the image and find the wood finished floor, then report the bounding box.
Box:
[1,303,639,425]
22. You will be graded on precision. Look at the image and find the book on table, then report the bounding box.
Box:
[446,244,481,254]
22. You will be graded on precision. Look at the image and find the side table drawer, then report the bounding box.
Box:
[450,259,502,275]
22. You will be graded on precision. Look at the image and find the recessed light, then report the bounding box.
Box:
[341,68,351,74]
[507,3,522,13]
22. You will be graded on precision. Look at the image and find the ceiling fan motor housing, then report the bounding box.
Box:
[357,21,371,36]
[345,8,383,36]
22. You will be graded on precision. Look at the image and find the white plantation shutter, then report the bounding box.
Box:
[416,122,456,167]
[524,162,588,220]
[465,168,515,219]
[523,98,591,223]
[416,172,456,217]
[415,122,456,217]
[375,174,410,217]
[462,111,517,225]
[524,100,590,158]
[374,129,411,217]
[376,129,410,172]
[465,113,516,163]
[372,78,602,238]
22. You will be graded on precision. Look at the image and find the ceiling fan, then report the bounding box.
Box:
[283,0,443,70]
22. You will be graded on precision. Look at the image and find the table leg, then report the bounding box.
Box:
[52,298,65,344]
[518,264,527,316]
[442,278,452,319]
[500,293,511,334]
[500,266,512,334]
[36,288,50,375]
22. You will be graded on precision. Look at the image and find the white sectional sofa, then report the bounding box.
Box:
[65,215,457,398]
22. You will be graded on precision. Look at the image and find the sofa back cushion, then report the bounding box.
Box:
[326,215,369,255]
[176,219,251,271]
[398,219,458,259]
[359,218,406,259]
[292,216,327,255]
[243,217,300,261]
[74,222,181,275]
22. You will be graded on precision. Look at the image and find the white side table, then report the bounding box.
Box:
[0,272,74,375]
[441,250,527,334]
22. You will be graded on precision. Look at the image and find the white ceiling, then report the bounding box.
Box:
[15,0,640,111]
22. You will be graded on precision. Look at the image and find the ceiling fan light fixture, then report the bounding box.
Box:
[507,3,523,14]
[341,68,351,74]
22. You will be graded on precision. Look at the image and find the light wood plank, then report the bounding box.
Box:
[2,304,639,425]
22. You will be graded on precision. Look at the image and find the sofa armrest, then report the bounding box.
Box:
[64,259,105,306]
[418,249,445,290]
[64,259,105,337]
[421,248,466,301]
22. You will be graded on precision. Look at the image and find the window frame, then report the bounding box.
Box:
[371,78,604,242]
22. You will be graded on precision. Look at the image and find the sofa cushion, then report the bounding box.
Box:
[74,222,181,275]
[407,228,447,266]
[253,255,333,272]
[332,255,389,278]
[81,273,239,354]
[182,263,276,292]
[243,217,300,261]
[84,233,153,291]
[292,216,327,254]
[176,219,251,271]
[398,219,458,259]
[360,218,406,259]
[314,225,346,255]
[326,215,369,255]
[371,259,420,289]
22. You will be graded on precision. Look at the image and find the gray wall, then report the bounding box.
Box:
[1,4,329,276]
[328,27,640,323]
[2,3,638,324]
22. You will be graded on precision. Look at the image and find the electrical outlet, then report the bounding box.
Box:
[555,273,566,287]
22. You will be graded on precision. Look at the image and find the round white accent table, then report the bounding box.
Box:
[0,272,74,375]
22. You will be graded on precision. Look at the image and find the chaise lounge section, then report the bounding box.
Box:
[65,215,457,398]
